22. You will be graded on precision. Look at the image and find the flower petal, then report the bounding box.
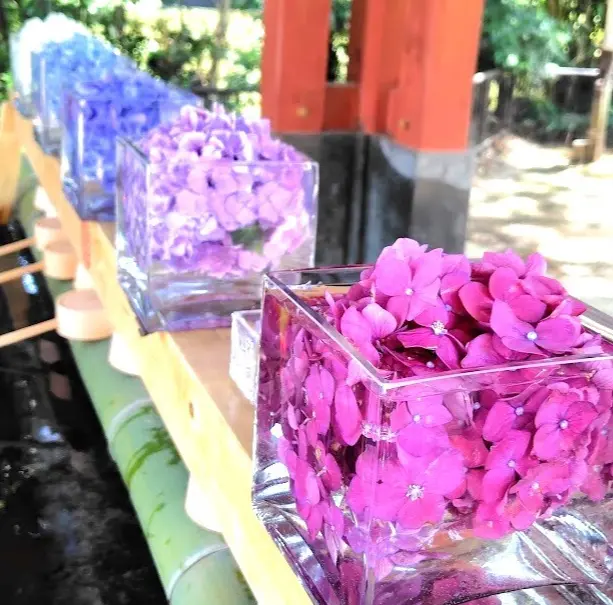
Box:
[509,294,547,323]
[483,249,526,276]
[295,459,321,508]
[489,267,521,300]
[482,401,516,442]
[536,316,582,353]
[482,467,515,503]
[334,385,363,445]
[414,300,449,328]
[397,328,439,349]
[450,429,489,468]
[490,300,534,340]
[410,398,453,427]
[533,424,562,459]
[524,252,547,276]
[462,334,506,369]
[424,449,465,496]
[340,306,372,345]
[374,257,411,296]
[397,424,450,457]
[412,249,443,288]
[486,430,531,469]
[459,282,492,323]
[435,336,461,369]
[362,303,398,339]
[397,493,446,529]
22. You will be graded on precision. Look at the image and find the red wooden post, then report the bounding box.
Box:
[347,0,399,133]
[261,0,332,132]
[259,0,486,262]
[387,0,485,151]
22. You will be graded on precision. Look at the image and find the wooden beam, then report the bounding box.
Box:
[350,0,402,133]
[387,0,485,151]
[0,102,21,224]
[261,0,332,132]
[323,83,359,130]
[587,0,613,162]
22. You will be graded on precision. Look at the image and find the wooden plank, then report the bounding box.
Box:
[0,260,45,284]
[17,115,86,259]
[0,103,22,224]
[8,108,311,605]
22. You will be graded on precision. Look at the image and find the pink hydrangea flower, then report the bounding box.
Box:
[397,303,464,369]
[473,249,546,280]
[482,430,533,503]
[391,396,453,457]
[459,268,547,324]
[533,389,598,460]
[482,387,546,442]
[304,365,335,435]
[374,450,465,529]
[490,300,582,356]
[510,461,574,512]
[373,248,442,321]
[340,304,400,366]
[440,254,471,315]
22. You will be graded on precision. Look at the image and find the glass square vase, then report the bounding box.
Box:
[252,266,613,605]
[230,309,262,403]
[116,136,319,332]
[10,30,38,118]
[31,34,114,156]
[61,75,199,222]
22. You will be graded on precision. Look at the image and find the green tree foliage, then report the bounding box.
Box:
[0,0,258,100]
[481,0,572,75]
[544,0,608,65]
[481,0,606,74]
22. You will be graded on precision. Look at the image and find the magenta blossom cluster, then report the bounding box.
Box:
[124,104,316,279]
[265,238,612,594]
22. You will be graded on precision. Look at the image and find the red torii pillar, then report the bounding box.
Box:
[261,0,485,262]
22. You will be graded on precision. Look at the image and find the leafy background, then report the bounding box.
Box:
[0,0,609,139]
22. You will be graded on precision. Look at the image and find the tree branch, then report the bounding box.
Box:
[207,0,231,88]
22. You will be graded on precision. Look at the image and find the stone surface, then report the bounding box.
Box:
[281,132,360,266]
[283,132,474,264]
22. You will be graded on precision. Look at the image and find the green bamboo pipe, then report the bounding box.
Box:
[110,404,255,604]
[16,172,255,605]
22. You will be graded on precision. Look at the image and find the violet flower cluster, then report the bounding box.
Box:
[263,238,612,588]
[32,33,118,136]
[123,104,316,278]
[62,70,196,221]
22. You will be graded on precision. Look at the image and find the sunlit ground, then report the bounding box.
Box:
[467,136,613,315]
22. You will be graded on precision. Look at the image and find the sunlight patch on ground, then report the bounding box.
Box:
[467,136,613,315]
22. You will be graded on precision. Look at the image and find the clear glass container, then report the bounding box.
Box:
[31,33,115,155]
[14,14,87,118]
[253,266,613,605]
[10,26,41,117]
[61,73,199,221]
[116,137,319,332]
[230,310,262,403]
